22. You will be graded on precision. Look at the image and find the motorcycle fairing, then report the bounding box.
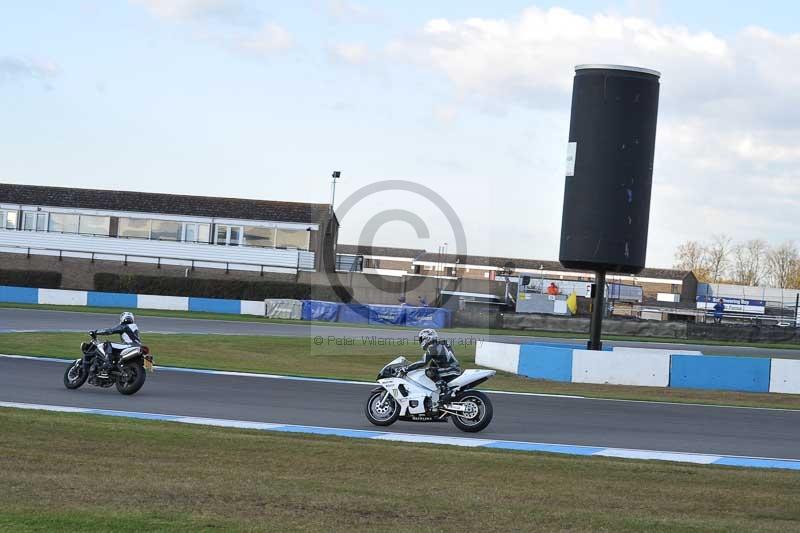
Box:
[447,369,496,391]
[379,369,436,415]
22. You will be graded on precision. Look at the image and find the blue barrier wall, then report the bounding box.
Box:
[670,355,771,393]
[0,285,38,304]
[405,307,451,329]
[188,297,241,314]
[368,305,406,326]
[302,300,340,321]
[337,304,370,324]
[87,291,138,309]
[517,344,574,382]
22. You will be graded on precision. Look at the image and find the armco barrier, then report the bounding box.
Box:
[189,297,241,315]
[240,300,267,317]
[87,291,138,308]
[573,349,671,387]
[517,344,573,382]
[475,341,800,395]
[769,359,800,394]
[136,294,189,311]
[475,341,520,374]
[670,355,771,393]
[0,285,38,304]
[38,288,87,306]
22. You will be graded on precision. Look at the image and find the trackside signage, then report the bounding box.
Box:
[696,296,766,315]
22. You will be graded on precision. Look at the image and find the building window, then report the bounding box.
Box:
[5,211,18,230]
[118,217,151,239]
[243,226,276,248]
[183,223,210,243]
[276,228,309,250]
[364,258,381,269]
[48,213,79,233]
[215,225,242,246]
[78,215,111,236]
[150,220,182,241]
[22,211,35,231]
[36,213,48,231]
[229,226,241,246]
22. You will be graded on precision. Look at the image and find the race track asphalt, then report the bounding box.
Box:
[2,357,800,460]
[1,308,797,358]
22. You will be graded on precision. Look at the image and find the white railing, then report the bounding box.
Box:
[0,231,316,273]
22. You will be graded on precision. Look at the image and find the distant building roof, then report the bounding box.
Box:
[339,246,691,281]
[416,252,691,280]
[0,183,332,225]
[337,244,425,259]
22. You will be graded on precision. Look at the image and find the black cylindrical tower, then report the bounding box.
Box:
[559,64,661,274]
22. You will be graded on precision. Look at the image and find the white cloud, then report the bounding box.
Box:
[328,42,370,64]
[386,6,800,266]
[235,23,293,55]
[326,0,376,23]
[0,56,59,84]
[132,0,293,57]
[389,7,734,106]
[133,0,248,23]
[432,104,458,123]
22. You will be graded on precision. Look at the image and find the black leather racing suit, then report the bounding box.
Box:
[96,322,141,369]
[407,340,461,402]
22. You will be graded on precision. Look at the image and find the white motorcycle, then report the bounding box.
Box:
[365,357,496,433]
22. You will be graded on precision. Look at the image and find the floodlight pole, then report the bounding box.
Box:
[588,270,606,351]
[330,171,341,214]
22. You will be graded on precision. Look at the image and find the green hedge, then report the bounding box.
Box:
[94,273,352,303]
[0,269,62,289]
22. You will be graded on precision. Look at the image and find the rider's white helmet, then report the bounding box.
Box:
[120,311,135,324]
[418,328,438,350]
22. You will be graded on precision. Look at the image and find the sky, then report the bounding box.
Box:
[1,1,799,269]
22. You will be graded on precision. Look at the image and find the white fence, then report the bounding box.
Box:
[0,231,315,273]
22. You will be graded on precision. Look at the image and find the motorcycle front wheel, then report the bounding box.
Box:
[116,362,146,395]
[63,360,88,390]
[451,391,493,433]
[365,390,400,426]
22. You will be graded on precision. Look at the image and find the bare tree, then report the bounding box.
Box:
[673,240,710,281]
[731,239,768,286]
[767,241,800,289]
[705,234,732,283]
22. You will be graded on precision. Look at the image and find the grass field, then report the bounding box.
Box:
[3,302,799,351]
[1,408,798,532]
[3,331,800,410]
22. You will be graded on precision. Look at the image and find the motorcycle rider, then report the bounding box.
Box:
[92,311,141,376]
[406,328,461,408]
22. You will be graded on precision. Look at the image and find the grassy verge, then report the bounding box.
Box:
[3,302,800,351]
[1,408,798,532]
[3,332,800,410]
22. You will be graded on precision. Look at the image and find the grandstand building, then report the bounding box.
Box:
[0,183,339,275]
[336,244,698,304]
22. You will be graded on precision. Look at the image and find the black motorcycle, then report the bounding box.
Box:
[63,332,154,395]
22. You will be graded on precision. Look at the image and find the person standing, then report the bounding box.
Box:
[713,299,725,324]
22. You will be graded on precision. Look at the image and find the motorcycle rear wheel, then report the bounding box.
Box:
[451,391,493,433]
[365,390,400,426]
[63,360,88,390]
[116,362,146,395]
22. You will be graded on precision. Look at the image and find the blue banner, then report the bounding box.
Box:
[368,305,406,326]
[337,304,370,324]
[301,300,340,321]
[404,306,451,329]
